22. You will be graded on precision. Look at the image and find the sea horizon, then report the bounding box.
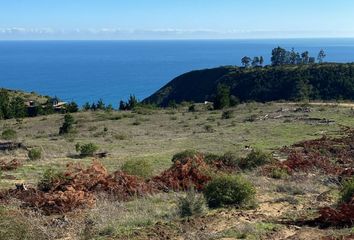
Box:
[1,38,354,106]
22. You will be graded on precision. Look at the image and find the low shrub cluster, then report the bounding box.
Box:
[205,150,272,171]
[178,190,206,218]
[203,175,255,208]
[121,159,153,179]
[59,114,75,135]
[1,129,17,140]
[28,148,42,160]
[75,143,99,157]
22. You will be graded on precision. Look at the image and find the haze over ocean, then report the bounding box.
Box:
[1,38,354,106]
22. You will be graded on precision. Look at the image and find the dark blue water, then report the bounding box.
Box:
[1,39,354,106]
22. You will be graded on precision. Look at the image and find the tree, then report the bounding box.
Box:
[128,95,138,110]
[97,99,105,110]
[9,97,27,118]
[214,84,230,109]
[119,100,127,111]
[317,49,326,63]
[83,102,91,111]
[259,56,264,66]
[241,56,251,67]
[289,48,297,65]
[295,52,302,65]
[90,103,97,111]
[0,90,10,119]
[252,57,260,67]
[271,47,287,66]
[59,114,74,135]
[309,57,316,64]
[301,51,310,64]
[66,101,79,113]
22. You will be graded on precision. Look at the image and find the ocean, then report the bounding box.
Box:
[1,39,354,106]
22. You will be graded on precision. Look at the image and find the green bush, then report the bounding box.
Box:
[239,149,273,170]
[59,114,75,135]
[270,168,289,179]
[340,177,354,204]
[28,148,42,160]
[188,104,196,112]
[203,175,256,208]
[204,124,214,133]
[121,159,153,179]
[38,168,67,192]
[204,152,240,169]
[178,190,206,218]
[1,129,17,140]
[275,184,304,195]
[222,110,234,119]
[172,150,199,163]
[76,143,99,157]
[204,153,221,164]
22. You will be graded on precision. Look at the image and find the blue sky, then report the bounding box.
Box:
[0,0,353,40]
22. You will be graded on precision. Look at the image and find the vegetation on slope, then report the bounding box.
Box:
[144,63,354,107]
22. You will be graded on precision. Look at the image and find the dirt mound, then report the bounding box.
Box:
[152,153,212,191]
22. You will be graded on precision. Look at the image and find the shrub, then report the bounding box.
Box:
[132,119,141,125]
[172,150,199,163]
[188,104,196,112]
[28,148,42,161]
[178,190,206,218]
[66,101,79,113]
[1,129,17,140]
[219,152,241,168]
[275,184,304,195]
[340,177,354,204]
[121,159,153,179]
[205,152,241,169]
[244,114,258,122]
[214,84,230,110]
[203,175,255,208]
[59,114,74,135]
[37,168,67,192]
[76,143,99,157]
[270,168,289,179]
[204,153,221,164]
[222,110,234,119]
[239,149,273,170]
[204,125,214,133]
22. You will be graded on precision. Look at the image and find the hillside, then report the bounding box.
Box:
[0,102,354,239]
[0,88,49,104]
[143,63,354,106]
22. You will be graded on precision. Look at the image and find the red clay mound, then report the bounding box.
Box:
[152,153,212,191]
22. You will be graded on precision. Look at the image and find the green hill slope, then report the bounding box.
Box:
[143,63,354,106]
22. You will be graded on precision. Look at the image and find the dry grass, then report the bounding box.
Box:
[0,102,354,239]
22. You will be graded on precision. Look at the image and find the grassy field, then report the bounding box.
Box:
[0,101,353,239]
